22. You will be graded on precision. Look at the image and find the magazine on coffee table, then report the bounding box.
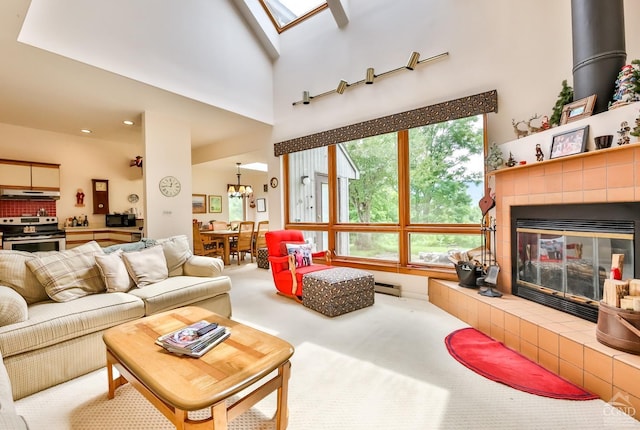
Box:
[156,320,231,357]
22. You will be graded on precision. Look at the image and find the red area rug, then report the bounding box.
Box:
[445,327,599,400]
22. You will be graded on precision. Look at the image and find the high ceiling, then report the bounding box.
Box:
[0,0,347,172]
[0,0,268,165]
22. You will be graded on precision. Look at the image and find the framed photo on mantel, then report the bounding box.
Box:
[550,125,589,159]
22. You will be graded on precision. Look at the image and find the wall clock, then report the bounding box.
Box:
[92,179,109,214]
[159,176,181,197]
[270,177,279,188]
[127,193,139,203]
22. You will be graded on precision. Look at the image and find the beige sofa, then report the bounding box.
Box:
[0,235,232,403]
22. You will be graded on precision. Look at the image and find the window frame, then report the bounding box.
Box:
[282,115,489,279]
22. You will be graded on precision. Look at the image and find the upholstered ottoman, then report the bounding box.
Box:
[302,267,374,317]
[257,247,269,269]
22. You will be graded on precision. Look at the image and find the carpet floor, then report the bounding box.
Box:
[15,264,640,429]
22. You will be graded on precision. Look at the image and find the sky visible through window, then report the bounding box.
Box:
[262,0,326,29]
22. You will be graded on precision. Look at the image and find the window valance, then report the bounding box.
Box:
[274,89,497,156]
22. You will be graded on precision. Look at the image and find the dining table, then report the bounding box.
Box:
[200,230,238,265]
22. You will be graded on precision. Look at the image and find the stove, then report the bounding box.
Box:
[0,216,66,252]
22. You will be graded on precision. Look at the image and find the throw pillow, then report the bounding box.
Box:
[279,241,306,257]
[26,241,106,303]
[156,235,192,276]
[0,286,28,326]
[0,250,48,304]
[285,243,313,268]
[121,245,168,287]
[95,249,134,293]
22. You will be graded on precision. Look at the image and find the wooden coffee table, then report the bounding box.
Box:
[102,306,294,429]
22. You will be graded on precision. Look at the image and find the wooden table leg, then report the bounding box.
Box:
[106,350,129,399]
[223,236,230,265]
[212,401,228,429]
[275,361,291,430]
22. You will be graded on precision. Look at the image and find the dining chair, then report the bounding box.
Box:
[253,220,269,256]
[192,223,223,258]
[229,221,254,264]
[212,221,228,230]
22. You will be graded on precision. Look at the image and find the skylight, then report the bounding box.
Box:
[259,0,328,33]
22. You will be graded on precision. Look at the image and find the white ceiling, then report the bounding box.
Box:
[0,0,272,166]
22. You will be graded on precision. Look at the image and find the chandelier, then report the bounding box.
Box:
[227,163,253,198]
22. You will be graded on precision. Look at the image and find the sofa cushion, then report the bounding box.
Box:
[121,245,168,287]
[0,292,144,358]
[127,275,231,315]
[0,250,48,304]
[0,286,28,327]
[183,255,224,277]
[156,235,192,276]
[95,249,134,293]
[26,241,106,303]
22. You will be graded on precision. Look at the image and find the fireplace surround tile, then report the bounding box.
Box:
[559,336,584,368]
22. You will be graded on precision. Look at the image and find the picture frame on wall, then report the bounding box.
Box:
[550,125,589,159]
[208,195,222,213]
[560,94,597,125]
[192,194,206,213]
[256,198,266,213]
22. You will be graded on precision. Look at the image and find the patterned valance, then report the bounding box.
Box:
[274,89,498,156]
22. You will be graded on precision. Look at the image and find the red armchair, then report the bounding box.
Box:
[265,230,331,300]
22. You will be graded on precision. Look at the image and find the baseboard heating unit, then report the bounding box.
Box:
[374,282,401,297]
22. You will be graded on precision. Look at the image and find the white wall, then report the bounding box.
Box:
[272,0,639,147]
[143,111,193,241]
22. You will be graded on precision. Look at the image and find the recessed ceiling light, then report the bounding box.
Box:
[81,129,92,134]
[123,120,134,126]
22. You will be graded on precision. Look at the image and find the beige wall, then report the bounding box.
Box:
[0,122,143,227]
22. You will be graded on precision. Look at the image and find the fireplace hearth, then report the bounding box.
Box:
[511,202,640,322]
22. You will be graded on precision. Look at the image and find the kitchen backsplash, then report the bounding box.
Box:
[0,200,57,218]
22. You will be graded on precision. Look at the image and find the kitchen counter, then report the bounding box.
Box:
[64,227,142,232]
[65,227,143,249]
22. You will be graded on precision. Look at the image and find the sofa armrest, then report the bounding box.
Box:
[183,255,224,277]
[0,351,28,429]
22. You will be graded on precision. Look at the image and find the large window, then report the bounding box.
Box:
[285,114,485,273]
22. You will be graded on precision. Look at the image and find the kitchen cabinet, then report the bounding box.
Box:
[0,159,60,190]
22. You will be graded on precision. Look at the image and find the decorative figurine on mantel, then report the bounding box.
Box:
[617,121,631,146]
[486,142,504,171]
[505,152,517,167]
[609,61,640,110]
[535,144,544,162]
[631,110,640,141]
[511,119,529,139]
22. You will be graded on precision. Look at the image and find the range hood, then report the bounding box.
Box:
[0,189,60,200]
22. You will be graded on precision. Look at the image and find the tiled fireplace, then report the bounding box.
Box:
[492,143,640,298]
[429,107,640,414]
[511,202,640,322]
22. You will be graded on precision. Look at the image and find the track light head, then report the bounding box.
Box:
[406,51,420,70]
[336,80,348,94]
[365,68,375,84]
[302,91,310,104]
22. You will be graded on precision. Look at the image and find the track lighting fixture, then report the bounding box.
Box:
[292,51,448,105]
[365,68,375,84]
